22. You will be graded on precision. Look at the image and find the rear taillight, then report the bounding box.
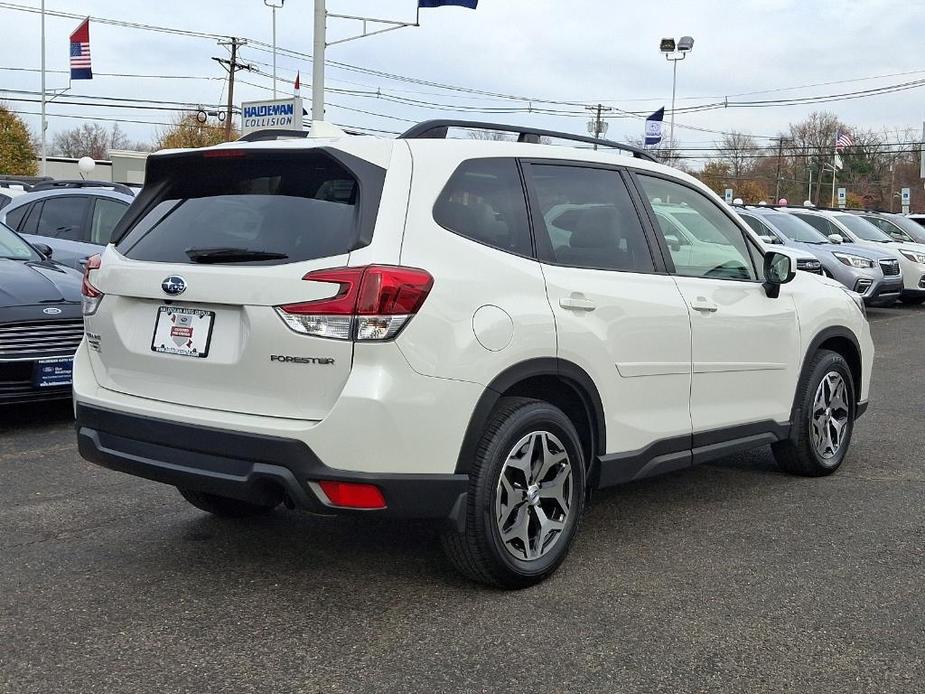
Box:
[276,265,433,341]
[81,254,103,316]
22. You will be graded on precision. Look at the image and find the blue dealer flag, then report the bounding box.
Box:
[419,0,478,8]
[644,108,664,146]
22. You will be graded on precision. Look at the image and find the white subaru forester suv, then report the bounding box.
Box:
[75,120,873,588]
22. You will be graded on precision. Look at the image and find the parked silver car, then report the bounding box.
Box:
[737,206,902,306]
[0,188,133,270]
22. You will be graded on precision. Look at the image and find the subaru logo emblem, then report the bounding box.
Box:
[162,276,187,296]
[42,307,62,315]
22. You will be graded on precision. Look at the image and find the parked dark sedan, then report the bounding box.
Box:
[0,222,83,404]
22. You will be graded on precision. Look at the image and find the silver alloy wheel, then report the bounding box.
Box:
[495,431,573,561]
[811,371,850,461]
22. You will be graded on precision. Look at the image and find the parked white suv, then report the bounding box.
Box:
[75,121,873,588]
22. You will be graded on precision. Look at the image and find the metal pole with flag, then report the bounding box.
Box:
[644,107,665,148]
[69,18,93,80]
[40,0,46,176]
[418,0,479,7]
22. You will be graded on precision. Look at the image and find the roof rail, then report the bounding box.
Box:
[237,129,311,142]
[30,179,134,195]
[398,119,659,163]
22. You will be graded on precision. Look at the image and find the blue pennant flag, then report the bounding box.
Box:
[419,0,478,8]
[644,107,664,146]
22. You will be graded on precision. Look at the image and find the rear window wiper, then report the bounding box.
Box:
[185,247,289,263]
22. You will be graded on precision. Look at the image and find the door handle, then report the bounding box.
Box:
[690,297,718,313]
[559,296,596,312]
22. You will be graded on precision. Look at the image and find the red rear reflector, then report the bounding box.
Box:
[202,149,247,158]
[317,480,386,510]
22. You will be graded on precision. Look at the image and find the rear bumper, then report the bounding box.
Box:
[76,404,469,522]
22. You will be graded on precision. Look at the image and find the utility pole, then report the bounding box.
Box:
[771,136,789,202]
[585,104,612,150]
[213,37,254,138]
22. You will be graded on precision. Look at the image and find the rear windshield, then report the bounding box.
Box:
[118,150,381,265]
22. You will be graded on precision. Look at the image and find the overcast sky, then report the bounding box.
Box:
[2,0,923,157]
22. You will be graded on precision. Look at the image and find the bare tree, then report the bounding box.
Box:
[715,130,758,178]
[51,122,129,160]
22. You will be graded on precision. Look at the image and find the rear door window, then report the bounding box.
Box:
[118,150,382,265]
[524,164,655,273]
[35,196,90,240]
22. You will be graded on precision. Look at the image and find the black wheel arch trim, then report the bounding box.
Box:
[795,325,864,422]
[454,358,606,475]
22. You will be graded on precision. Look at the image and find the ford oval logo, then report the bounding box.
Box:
[42,307,62,315]
[161,276,187,296]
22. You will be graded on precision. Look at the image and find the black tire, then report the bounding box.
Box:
[441,397,586,589]
[900,296,925,305]
[178,488,279,518]
[772,349,855,477]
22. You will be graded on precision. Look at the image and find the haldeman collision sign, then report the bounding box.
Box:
[241,97,304,135]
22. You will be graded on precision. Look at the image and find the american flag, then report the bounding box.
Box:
[69,18,92,80]
[835,130,852,153]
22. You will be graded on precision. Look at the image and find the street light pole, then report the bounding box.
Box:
[659,36,693,161]
[264,0,284,99]
[669,57,678,155]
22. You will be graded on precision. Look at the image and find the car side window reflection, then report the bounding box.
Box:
[637,175,756,281]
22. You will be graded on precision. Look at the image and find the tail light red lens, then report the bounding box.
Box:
[81,254,103,316]
[317,480,386,510]
[276,265,433,341]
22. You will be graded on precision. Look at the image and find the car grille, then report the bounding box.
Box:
[796,259,823,275]
[0,319,84,358]
[880,259,900,276]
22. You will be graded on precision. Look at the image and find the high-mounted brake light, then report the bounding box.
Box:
[202,149,247,159]
[275,265,433,341]
[81,254,103,316]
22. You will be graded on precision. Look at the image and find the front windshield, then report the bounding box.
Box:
[835,214,894,242]
[763,213,829,243]
[0,222,36,260]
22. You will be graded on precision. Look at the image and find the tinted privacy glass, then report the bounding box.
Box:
[119,151,369,264]
[90,198,128,245]
[36,197,89,240]
[4,204,28,230]
[527,165,654,272]
[433,158,531,256]
[638,176,756,280]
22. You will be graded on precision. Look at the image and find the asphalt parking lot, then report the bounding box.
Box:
[1,306,923,694]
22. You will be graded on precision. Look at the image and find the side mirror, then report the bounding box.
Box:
[763,251,795,298]
[827,234,843,244]
[664,234,681,251]
[758,235,777,245]
[32,242,53,258]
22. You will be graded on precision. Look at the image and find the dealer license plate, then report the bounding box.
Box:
[151,306,215,358]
